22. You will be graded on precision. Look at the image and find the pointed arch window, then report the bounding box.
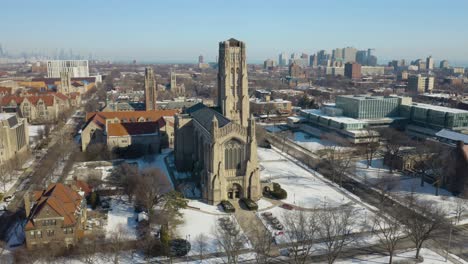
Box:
[224,139,245,170]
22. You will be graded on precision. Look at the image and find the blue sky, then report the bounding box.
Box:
[2,0,468,64]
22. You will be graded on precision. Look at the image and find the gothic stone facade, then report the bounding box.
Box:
[174,39,261,204]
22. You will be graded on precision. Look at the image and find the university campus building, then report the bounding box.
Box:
[174,39,261,205]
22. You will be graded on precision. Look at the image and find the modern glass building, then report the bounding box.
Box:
[335,95,409,119]
[400,103,468,130]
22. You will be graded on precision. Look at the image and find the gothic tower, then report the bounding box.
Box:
[59,71,71,95]
[144,67,157,110]
[217,38,249,127]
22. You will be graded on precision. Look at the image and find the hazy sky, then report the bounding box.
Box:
[2,0,468,64]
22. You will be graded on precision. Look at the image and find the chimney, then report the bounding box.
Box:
[24,192,31,217]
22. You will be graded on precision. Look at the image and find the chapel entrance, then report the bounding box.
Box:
[227,183,243,199]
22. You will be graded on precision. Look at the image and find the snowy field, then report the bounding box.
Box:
[353,158,468,221]
[258,205,374,245]
[335,248,465,264]
[257,147,377,244]
[177,209,250,256]
[290,131,340,152]
[105,197,138,240]
[258,147,357,209]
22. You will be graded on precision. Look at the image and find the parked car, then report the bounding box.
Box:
[220,200,235,213]
[239,197,258,210]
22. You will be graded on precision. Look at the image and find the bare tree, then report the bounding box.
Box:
[0,168,10,193]
[454,196,467,224]
[194,233,209,263]
[317,207,355,264]
[135,168,172,217]
[110,162,139,202]
[372,213,405,264]
[213,217,247,264]
[357,129,380,168]
[106,224,129,264]
[399,201,447,259]
[321,134,353,187]
[77,234,104,264]
[250,227,274,264]
[378,128,409,173]
[282,210,318,264]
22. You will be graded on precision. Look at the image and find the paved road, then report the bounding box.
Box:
[0,110,82,242]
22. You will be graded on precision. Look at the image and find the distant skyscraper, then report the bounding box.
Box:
[356,50,368,65]
[344,62,361,79]
[332,48,343,61]
[317,50,328,65]
[426,56,434,70]
[144,67,157,110]
[198,55,204,64]
[263,59,276,69]
[440,60,449,69]
[279,52,288,67]
[309,54,318,67]
[0,44,3,56]
[343,47,357,63]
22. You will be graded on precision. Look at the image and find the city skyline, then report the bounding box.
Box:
[1,0,468,65]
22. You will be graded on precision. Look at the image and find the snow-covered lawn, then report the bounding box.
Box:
[290,131,340,152]
[353,158,468,221]
[258,147,355,208]
[257,147,378,245]
[105,197,138,240]
[28,125,45,144]
[177,208,250,256]
[258,205,374,245]
[257,198,274,210]
[335,248,464,264]
[187,200,226,215]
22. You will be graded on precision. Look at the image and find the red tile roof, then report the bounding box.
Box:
[25,183,83,230]
[0,87,12,95]
[85,109,178,123]
[107,121,162,137]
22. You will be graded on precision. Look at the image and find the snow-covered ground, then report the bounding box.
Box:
[258,147,356,209]
[353,158,468,221]
[177,209,250,256]
[257,147,377,244]
[105,197,138,240]
[187,200,226,215]
[290,131,340,152]
[28,125,45,144]
[335,248,465,264]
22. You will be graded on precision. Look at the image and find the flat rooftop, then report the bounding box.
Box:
[301,109,364,124]
[337,95,404,101]
[410,103,468,114]
[0,113,15,120]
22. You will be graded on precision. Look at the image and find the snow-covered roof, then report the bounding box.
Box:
[436,129,468,144]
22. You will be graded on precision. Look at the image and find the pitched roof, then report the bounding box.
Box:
[107,121,162,137]
[1,96,24,106]
[186,103,230,133]
[25,183,83,230]
[85,109,178,123]
[0,87,12,95]
[55,92,69,101]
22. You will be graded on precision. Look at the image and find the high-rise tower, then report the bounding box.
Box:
[144,67,157,110]
[217,38,249,127]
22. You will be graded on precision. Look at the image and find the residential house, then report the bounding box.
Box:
[24,183,88,249]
